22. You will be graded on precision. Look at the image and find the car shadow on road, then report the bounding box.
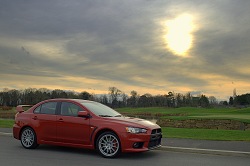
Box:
[119,151,158,159]
[36,145,99,156]
[18,144,159,159]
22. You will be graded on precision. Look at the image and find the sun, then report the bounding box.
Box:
[165,14,195,56]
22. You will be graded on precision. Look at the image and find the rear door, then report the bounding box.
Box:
[32,101,58,142]
[56,102,90,145]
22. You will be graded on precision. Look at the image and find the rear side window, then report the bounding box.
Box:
[39,102,57,115]
[33,106,41,114]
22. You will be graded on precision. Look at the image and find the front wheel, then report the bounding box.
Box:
[96,132,121,158]
[20,127,38,149]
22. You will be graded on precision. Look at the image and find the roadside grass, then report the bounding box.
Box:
[162,127,250,141]
[0,119,14,128]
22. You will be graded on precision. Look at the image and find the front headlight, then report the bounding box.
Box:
[126,127,147,134]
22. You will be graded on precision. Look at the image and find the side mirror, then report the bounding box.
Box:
[78,111,91,118]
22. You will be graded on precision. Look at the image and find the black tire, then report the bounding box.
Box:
[20,127,38,149]
[96,132,121,158]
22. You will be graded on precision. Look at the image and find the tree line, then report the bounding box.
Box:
[0,87,244,108]
[229,94,250,106]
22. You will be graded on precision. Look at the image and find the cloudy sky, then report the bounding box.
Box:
[1,0,250,100]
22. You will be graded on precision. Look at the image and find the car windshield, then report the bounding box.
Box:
[81,102,121,117]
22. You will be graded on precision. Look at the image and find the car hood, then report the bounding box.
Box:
[107,116,160,129]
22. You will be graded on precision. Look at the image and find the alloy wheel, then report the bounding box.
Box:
[97,132,120,158]
[21,127,38,149]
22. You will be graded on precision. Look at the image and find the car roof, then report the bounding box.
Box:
[42,98,95,103]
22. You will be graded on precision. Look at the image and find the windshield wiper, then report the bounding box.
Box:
[99,115,113,117]
[114,115,122,117]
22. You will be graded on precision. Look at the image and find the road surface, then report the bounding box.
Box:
[0,136,249,166]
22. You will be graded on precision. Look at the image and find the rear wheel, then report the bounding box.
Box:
[96,132,121,158]
[20,127,38,149]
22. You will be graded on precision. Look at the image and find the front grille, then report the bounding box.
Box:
[151,128,162,134]
[148,128,162,149]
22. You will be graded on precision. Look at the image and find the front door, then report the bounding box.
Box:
[56,102,90,145]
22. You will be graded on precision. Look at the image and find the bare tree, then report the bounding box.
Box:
[108,87,122,107]
[208,96,218,105]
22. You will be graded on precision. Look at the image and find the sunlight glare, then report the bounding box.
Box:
[165,14,195,56]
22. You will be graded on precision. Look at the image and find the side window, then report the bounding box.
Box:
[33,105,41,114]
[61,102,83,117]
[40,102,57,115]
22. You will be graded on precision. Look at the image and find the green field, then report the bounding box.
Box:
[1,106,250,141]
[2,106,250,122]
[116,107,250,123]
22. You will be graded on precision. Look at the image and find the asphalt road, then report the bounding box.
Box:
[1,136,250,166]
[2,127,250,152]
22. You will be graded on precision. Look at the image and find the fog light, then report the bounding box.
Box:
[133,143,139,148]
[133,142,143,149]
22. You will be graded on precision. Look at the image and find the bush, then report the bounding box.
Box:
[0,106,13,111]
[0,112,15,119]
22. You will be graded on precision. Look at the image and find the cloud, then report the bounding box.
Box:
[0,0,250,100]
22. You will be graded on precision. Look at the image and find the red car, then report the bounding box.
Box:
[13,99,162,158]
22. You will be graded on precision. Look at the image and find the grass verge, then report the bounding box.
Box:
[162,127,250,141]
[0,119,14,128]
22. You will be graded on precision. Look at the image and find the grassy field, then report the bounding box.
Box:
[116,107,250,123]
[1,106,250,141]
[2,106,250,122]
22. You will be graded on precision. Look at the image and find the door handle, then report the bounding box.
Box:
[32,116,38,120]
[58,118,64,122]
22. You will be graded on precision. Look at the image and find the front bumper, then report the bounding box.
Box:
[120,128,162,153]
